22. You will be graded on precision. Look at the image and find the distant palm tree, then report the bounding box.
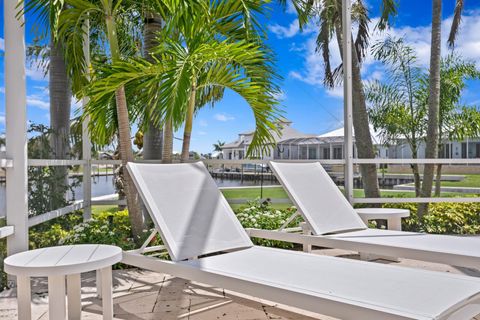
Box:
[213,141,225,152]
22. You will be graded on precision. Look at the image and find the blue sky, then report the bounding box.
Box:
[0,1,479,154]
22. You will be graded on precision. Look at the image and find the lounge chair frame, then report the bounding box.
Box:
[122,162,480,320]
[252,161,480,270]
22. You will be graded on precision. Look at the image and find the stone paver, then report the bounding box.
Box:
[1,248,480,319]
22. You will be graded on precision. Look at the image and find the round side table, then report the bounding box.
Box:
[5,244,122,320]
[355,208,410,231]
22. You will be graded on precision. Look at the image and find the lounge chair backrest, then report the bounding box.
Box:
[270,161,366,235]
[127,162,253,261]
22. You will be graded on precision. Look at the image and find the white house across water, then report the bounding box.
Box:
[221,121,480,160]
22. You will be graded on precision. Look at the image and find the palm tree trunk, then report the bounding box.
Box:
[162,118,174,163]
[181,84,197,162]
[142,14,163,160]
[435,164,443,196]
[49,38,72,202]
[333,11,380,199]
[411,147,421,197]
[418,0,442,218]
[105,15,144,241]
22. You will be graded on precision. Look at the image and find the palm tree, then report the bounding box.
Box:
[417,54,480,196]
[23,0,72,201]
[57,0,168,240]
[285,0,398,199]
[84,35,281,162]
[213,141,225,152]
[418,0,442,218]
[418,0,465,217]
[82,0,282,163]
[142,13,164,160]
[366,37,426,196]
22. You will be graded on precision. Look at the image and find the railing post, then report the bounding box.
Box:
[82,19,92,220]
[342,0,354,204]
[5,0,29,256]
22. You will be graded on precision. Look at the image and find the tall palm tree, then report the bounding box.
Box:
[23,0,72,202]
[418,0,465,217]
[57,0,168,240]
[142,13,164,160]
[418,54,480,196]
[285,0,397,200]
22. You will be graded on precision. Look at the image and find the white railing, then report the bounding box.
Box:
[2,157,479,230]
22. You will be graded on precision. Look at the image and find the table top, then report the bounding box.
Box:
[355,208,410,218]
[4,244,122,277]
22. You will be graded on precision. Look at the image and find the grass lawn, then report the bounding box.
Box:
[221,186,475,201]
[92,205,118,215]
[220,187,288,199]
[440,174,480,188]
[92,185,477,215]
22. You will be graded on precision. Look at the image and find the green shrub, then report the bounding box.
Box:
[234,199,300,249]
[60,210,147,251]
[383,202,480,234]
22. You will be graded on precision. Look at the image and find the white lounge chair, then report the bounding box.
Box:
[123,162,480,320]
[251,161,480,270]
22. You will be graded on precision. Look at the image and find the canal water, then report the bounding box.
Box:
[0,175,279,217]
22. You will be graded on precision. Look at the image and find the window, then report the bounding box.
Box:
[308,146,317,159]
[333,147,342,159]
[322,148,330,159]
[300,146,308,159]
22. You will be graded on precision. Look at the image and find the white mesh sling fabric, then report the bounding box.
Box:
[127,162,253,261]
[270,161,366,234]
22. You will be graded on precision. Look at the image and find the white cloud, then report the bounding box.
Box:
[197,131,207,136]
[0,38,4,51]
[289,12,480,99]
[199,119,208,127]
[26,66,47,81]
[214,113,235,122]
[0,87,4,94]
[325,86,344,98]
[27,96,49,110]
[269,19,317,39]
[269,19,301,38]
[0,116,5,124]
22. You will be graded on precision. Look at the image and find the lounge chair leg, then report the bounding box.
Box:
[301,222,312,253]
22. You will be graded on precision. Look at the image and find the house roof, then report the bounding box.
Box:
[317,126,382,144]
[222,119,309,150]
[222,140,245,149]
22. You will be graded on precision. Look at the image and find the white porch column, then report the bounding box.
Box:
[342,0,354,203]
[329,143,333,160]
[5,0,29,255]
[82,19,92,220]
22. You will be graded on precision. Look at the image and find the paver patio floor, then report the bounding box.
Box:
[1,248,480,320]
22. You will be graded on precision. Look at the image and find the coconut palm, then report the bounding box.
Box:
[284,0,398,200]
[56,0,180,240]
[142,13,164,160]
[417,54,480,196]
[419,0,466,217]
[22,0,72,203]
